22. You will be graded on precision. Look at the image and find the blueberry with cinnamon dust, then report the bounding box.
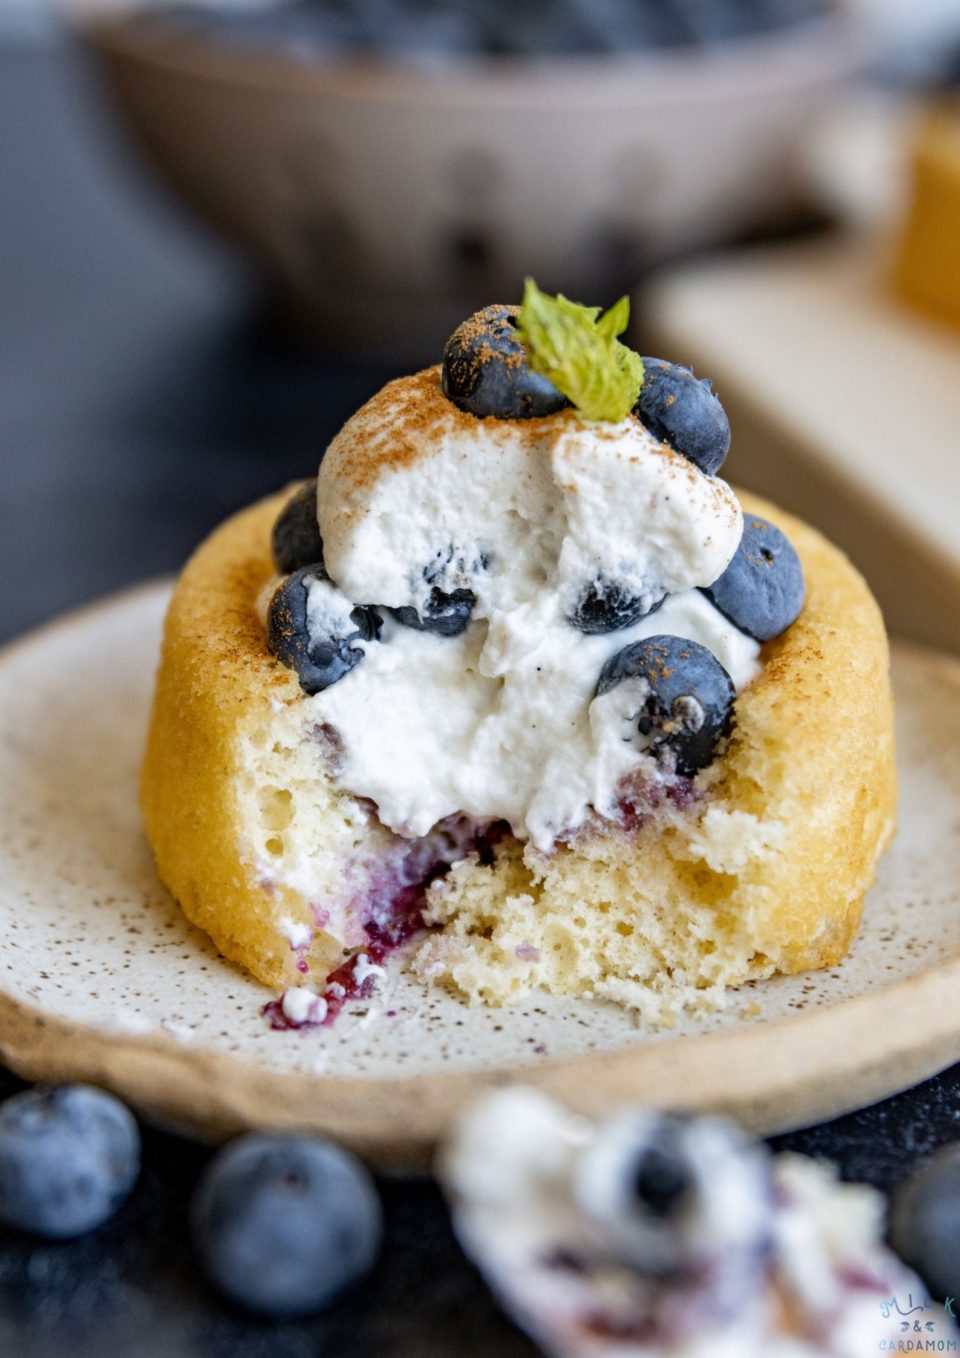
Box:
[442,304,567,419]
[268,566,382,694]
[635,357,730,475]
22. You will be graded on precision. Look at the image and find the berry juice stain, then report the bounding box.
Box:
[263,820,507,1031]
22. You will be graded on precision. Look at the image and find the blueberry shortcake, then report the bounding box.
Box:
[140,282,895,1021]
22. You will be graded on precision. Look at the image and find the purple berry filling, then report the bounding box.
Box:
[263,816,509,1030]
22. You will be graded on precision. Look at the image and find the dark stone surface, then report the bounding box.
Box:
[0,1067,537,1358]
[2,1052,960,1358]
[1,32,959,1358]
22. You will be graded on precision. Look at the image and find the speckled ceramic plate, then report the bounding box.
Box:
[0,583,958,1168]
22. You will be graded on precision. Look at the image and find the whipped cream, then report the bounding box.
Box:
[351,951,387,990]
[279,986,328,1026]
[293,370,755,849]
[319,369,742,623]
[278,916,313,951]
[312,583,757,848]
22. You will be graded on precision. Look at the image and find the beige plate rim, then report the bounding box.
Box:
[0,586,958,1170]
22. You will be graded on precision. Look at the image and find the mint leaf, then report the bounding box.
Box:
[595,293,630,342]
[516,278,644,422]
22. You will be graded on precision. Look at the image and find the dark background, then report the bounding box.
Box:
[2,33,960,1358]
[0,37,398,647]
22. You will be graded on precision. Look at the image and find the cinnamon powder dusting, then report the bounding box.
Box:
[321,365,734,512]
[324,366,590,499]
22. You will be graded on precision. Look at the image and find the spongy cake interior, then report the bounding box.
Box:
[140,486,896,1020]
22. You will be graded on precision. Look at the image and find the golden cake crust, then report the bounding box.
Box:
[140,486,896,1011]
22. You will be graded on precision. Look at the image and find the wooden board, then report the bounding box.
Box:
[0,584,958,1168]
[644,233,960,654]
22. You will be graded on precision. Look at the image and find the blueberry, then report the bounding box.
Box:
[272,479,324,576]
[632,1122,693,1220]
[634,358,730,475]
[268,567,382,695]
[633,1148,689,1218]
[393,546,481,635]
[156,1,362,60]
[569,579,664,634]
[0,1084,140,1239]
[595,634,735,777]
[191,1134,383,1317]
[442,304,567,420]
[393,587,476,637]
[701,515,804,642]
[889,1144,960,1302]
[352,3,481,61]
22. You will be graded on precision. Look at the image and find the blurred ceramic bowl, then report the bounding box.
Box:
[74,2,861,359]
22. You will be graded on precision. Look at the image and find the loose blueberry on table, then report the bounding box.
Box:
[0,1083,140,1239]
[889,1143,960,1304]
[190,1132,383,1317]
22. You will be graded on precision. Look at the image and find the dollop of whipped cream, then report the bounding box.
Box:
[442,1089,953,1358]
[305,368,755,850]
[320,369,741,621]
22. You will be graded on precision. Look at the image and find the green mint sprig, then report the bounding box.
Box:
[515,278,645,422]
